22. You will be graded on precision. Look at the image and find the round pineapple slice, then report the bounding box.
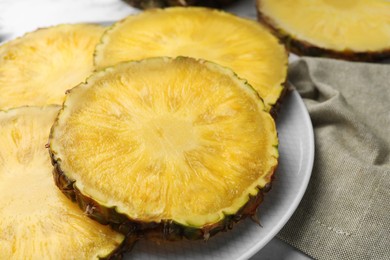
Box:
[94,7,288,113]
[49,57,279,241]
[0,106,126,259]
[257,0,390,61]
[123,0,237,9]
[0,24,105,110]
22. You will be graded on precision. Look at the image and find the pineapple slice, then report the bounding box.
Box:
[257,0,390,61]
[49,57,279,240]
[94,7,288,113]
[123,0,237,9]
[0,24,105,110]
[0,106,126,259]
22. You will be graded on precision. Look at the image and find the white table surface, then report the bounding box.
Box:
[0,0,312,259]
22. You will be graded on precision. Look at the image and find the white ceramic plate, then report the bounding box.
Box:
[0,1,314,257]
[124,89,315,259]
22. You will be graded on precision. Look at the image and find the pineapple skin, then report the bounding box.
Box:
[123,0,237,9]
[50,152,275,241]
[99,237,138,260]
[270,82,290,119]
[256,1,390,62]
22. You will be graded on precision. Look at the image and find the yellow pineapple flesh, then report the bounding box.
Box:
[257,0,390,60]
[94,7,288,111]
[0,106,125,259]
[49,57,278,237]
[0,24,105,110]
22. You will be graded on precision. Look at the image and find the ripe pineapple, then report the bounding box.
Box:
[49,57,279,241]
[0,24,105,110]
[257,0,390,61]
[94,7,288,113]
[123,0,237,9]
[0,106,127,259]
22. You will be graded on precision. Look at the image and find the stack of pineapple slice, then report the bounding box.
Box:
[0,7,288,258]
[0,24,128,259]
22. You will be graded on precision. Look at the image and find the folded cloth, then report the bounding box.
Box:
[277,57,390,260]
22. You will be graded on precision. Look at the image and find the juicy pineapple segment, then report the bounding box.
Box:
[0,107,125,259]
[94,7,287,111]
[49,57,278,235]
[257,0,390,59]
[0,24,104,110]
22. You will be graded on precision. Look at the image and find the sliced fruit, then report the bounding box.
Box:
[49,57,279,240]
[0,106,126,259]
[257,0,390,61]
[94,7,288,112]
[0,24,105,110]
[123,0,237,9]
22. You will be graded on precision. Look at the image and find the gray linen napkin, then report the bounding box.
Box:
[277,57,390,260]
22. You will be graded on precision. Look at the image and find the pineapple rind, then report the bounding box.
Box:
[49,57,279,240]
[256,0,390,61]
[52,160,272,240]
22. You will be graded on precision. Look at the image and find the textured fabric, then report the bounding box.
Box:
[277,57,390,260]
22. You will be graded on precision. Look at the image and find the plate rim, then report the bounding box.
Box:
[239,89,315,260]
